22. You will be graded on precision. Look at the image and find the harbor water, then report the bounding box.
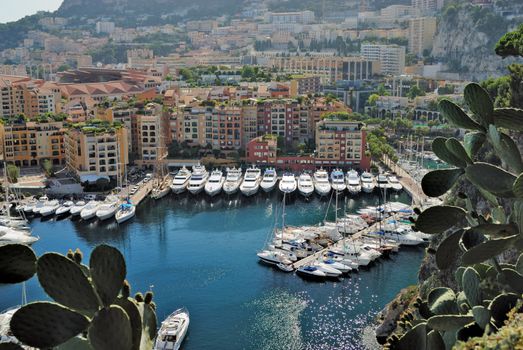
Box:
[1,191,424,349]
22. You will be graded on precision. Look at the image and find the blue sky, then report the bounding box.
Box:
[1,0,63,23]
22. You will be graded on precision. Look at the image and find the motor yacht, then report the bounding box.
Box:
[361,172,376,193]
[322,258,351,273]
[313,261,343,277]
[313,168,331,196]
[388,175,403,191]
[240,166,261,196]
[223,167,242,195]
[40,200,60,217]
[257,250,292,265]
[376,174,391,190]
[154,307,190,350]
[277,263,294,272]
[22,199,37,214]
[0,227,38,245]
[297,173,314,197]
[204,170,225,197]
[80,201,100,220]
[297,265,327,279]
[55,201,74,217]
[330,169,346,192]
[346,170,361,195]
[187,165,209,195]
[70,201,86,216]
[260,168,278,193]
[96,196,120,221]
[32,196,49,215]
[367,228,425,246]
[278,173,297,194]
[170,167,191,194]
[115,202,136,224]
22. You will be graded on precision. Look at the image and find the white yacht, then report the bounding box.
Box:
[170,167,191,194]
[56,201,74,216]
[240,166,262,196]
[154,307,190,350]
[223,167,242,195]
[32,196,49,215]
[321,258,351,273]
[22,199,37,214]
[96,196,120,221]
[0,307,21,345]
[257,250,292,266]
[346,170,361,195]
[367,228,425,246]
[313,169,331,196]
[278,173,297,194]
[80,201,100,220]
[260,168,278,192]
[40,200,60,217]
[187,165,209,195]
[0,227,39,245]
[297,265,327,279]
[70,201,86,216]
[116,202,136,224]
[313,261,343,277]
[388,175,403,191]
[330,169,346,192]
[361,172,376,193]
[204,170,225,197]
[297,173,314,197]
[376,174,391,190]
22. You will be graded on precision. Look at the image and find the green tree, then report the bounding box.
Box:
[407,85,426,100]
[41,159,54,177]
[367,93,380,106]
[6,163,19,183]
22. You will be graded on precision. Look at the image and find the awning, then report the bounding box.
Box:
[80,175,110,183]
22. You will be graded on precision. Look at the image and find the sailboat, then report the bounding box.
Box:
[116,167,136,224]
[151,151,170,200]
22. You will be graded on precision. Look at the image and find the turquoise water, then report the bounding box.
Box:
[1,192,424,349]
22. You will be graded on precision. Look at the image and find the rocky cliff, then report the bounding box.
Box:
[432,3,517,80]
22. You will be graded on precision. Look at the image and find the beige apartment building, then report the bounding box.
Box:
[64,125,128,182]
[0,121,65,167]
[0,77,57,118]
[408,17,437,56]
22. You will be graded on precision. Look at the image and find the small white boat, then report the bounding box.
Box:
[187,165,209,195]
[170,167,191,194]
[154,307,190,350]
[240,166,261,196]
[96,196,120,221]
[322,258,351,273]
[297,265,327,279]
[80,201,100,220]
[279,173,297,194]
[330,169,346,192]
[260,168,278,193]
[297,173,314,197]
[22,199,37,214]
[367,228,425,246]
[115,202,136,224]
[388,175,403,191]
[376,174,391,190]
[0,227,38,245]
[70,201,86,216]
[313,261,343,277]
[257,250,292,265]
[277,263,294,272]
[346,170,361,195]
[32,196,49,215]
[40,200,60,217]
[313,168,331,196]
[204,170,225,197]
[0,306,22,345]
[361,172,376,193]
[55,201,74,216]
[223,167,242,195]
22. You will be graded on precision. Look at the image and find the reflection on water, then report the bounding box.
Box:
[0,190,421,350]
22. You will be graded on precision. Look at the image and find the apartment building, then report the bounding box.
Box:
[242,104,258,147]
[175,106,208,146]
[245,135,278,164]
[0,77,57,118]
[0,121,65,167]
[207,105,243,151]
[267,56,379,84]
[289,75,322,96]
[361,44,406,76]
[412,0,442,14]
[265,11,315,24]
[408,17,437,56]
[64,124,128,182]
[315,118,370,168]
[135,104,170,164]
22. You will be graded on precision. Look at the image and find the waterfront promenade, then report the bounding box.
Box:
[381,156,428,206]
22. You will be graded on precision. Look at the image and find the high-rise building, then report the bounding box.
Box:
[412,0,438,15]
[408,17,437,56]
[0,77,57,118]
[361,44,406,76]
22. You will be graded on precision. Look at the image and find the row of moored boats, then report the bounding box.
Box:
[170,165,403,198]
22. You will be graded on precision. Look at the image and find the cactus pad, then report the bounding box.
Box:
[0,343,24,350]
[435,229,464,270]
[463,132,486,159]
[456,322,484,342]
[438,99,483,131]
[472,223,518,237]
[431,137,468,168]
[114,297,142,350]
[464,83,494,125]
[488,293,519,327]
[414,205,467,234]
[465,163,517,197]
[89,245,127,307]
[459,229,486,251]
[488,125,523,173]
[37,253,100,313]
[514,174,523,199]
[0,244,37,284]
[516,252,523,274]
[427,287,458,315]
[427,315,474,331]
[462,234,522,266]
[10,302,89,348]
[394,323,427,350]
[492,108,523,131]
[445,138,473,165]
[88,306,133,350]
[462,267,482,306]
[421,169,464,198]
[471,305,491,329]
[426,330,445,350]
[497,268,523,294]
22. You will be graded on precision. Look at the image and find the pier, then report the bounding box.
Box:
[381,156,428,206]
